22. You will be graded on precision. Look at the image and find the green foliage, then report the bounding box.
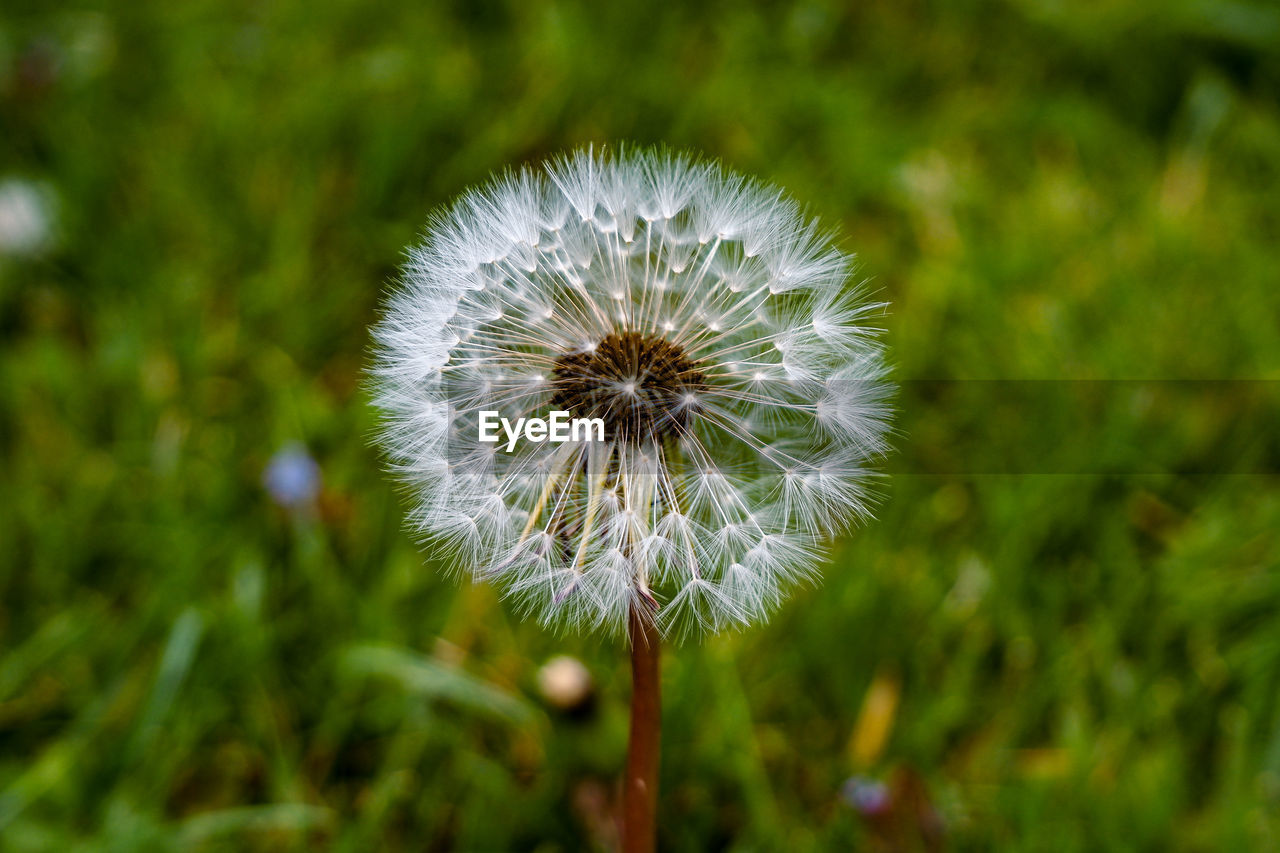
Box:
[3,0,1279,848]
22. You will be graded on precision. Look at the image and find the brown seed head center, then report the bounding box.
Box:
[550,331,705,442]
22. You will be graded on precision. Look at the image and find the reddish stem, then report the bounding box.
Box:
[621,606,661,853]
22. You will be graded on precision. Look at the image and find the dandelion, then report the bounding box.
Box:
[372,147,890,637]
[370,146,891,850]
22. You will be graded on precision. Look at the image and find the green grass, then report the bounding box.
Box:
[3,0,1280,849]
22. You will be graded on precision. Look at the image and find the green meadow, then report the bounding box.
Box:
[3,0,1279,849]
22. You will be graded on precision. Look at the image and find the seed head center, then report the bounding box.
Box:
[550,331,705,442]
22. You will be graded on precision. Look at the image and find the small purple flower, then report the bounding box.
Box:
[841,776,890,816]
[263,444,321,508]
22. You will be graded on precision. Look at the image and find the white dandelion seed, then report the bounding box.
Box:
[371,146,892,641]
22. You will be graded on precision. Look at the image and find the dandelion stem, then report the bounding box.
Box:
[622,604,661,853]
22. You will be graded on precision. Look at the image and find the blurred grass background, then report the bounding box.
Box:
[3,0,1280,849]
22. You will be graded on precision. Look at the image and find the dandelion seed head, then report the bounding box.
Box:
[371,146,891,640]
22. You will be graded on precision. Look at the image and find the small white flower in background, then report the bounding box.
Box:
[371,147,891,640]
[0,178,57,257]
[537,655,594,711]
